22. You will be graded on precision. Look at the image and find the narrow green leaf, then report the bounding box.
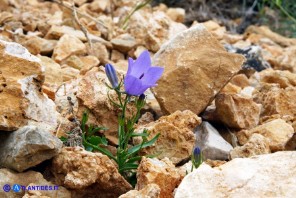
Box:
[59,136,68,142]
[130,132,149,137]
[101,136,108,146]
[87,136,102,145]
[84,145,93,152]
[127,133,160,156]
[119,163,138,172]
[126,156,142,164]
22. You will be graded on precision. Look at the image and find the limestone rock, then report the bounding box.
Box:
[111,33,137,53]
[45,25,111,47]
[134,110,201,164]
[215,93,261,129]
[245,25,296,47]
[119,184,160,198]
[89,0,110,13]
[91,42,109,64]
[0,168,71,198]
[79,55,100,75]
[0,125,62,172]
[253,84,296,118]
[237,119,294,151]
[230,134,270,159]
[65,55,85,70]
[152,25,245,115]
[23,36,57,56]
[55,79,79,118]
[277,46,296,73]
[136,157,183,198]
[111,50,125,63]
[51,147,132,198]
[53,34,86,63]
[253,69,296,88]
[230,74,250,88]
[195,122,233,160]
[166,8,185,23]
[175,151,296,198]
[39,55,63,100]
[127,10,172,52]
[45,25,86,40]
[0,40,58,132]
[61,66,80,82]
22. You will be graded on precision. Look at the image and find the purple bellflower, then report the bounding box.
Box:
[105,63,119,88]
[124,50,164,96]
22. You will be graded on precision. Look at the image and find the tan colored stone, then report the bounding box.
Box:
[220,83,241,94]
[53,34,86,63]
[52,147,132,197]
[230,74,250,88]
[91,42,109,64]
[119,184,160,198]
[137,112,154,126]
[237,119,294,151]
[230,133,270,159]
[111,49,125,63]
[201,20,221,31]
[245,25,296,47]
[254,84,296,117]
[0,168,71,198]
[65,55,84,70]
[39,56,63,100]
[61,66,80,82]
[276,46,296,73]
[127,10,171,52]
[175,152,296,198]
[134,110,201,164]
[111,33,137,53]
[55,79,79,118]
[0,40,58,132]
[89,0,110,13]
[215,93,261,129]
[166,8,185,23]
[79,55,100,75]
[254,69,296,88]
[23,36,57,56]
[136,157,183,198]
[152,25,245,115]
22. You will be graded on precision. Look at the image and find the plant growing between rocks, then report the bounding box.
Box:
[62,50,164,184]
[191,146,203,171]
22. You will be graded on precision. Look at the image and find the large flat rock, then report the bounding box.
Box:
[152,24,245,115]
[175,151,296,198]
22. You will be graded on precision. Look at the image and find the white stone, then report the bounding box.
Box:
[175,151,296,198]
[195,122,233,160]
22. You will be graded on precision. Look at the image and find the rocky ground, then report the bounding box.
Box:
[0,0,295,198]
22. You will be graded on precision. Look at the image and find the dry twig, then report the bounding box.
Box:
[71,1,94,54]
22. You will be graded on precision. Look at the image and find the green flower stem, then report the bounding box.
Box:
[121,0,153,30]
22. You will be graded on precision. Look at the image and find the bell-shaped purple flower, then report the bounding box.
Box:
[124,50,164,96]
[105,63,119,88]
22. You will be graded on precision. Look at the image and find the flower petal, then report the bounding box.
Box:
[127,57,134,76]
[130,50,151,78]
[141,66,164,85]
[124,75,149,96]
[124,75,142,95]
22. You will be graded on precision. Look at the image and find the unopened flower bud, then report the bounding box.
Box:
[139,94,145,101]
[105,63,119,88]
[192,146,203,169]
